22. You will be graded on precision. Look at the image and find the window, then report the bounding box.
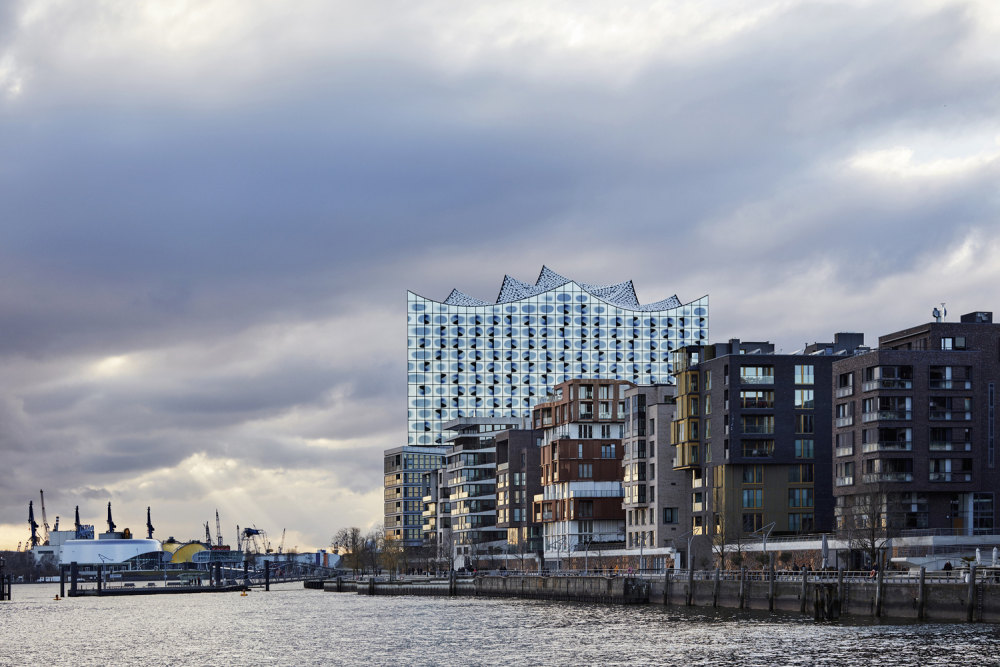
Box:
[742,465,763,484]
[578,463,593,478]
[742,440,775,457]
[741,415,775,434]
[579,425,593,438]
[704,370,712,390]
[740,390,774,408]
[740,366,774,384]
[795,439,815,458]
[788,513,814,532]
[600,424,612,438]
[796,415,815,434]
[742,488,763,508]
[663,507,678,524]
[578,443,584,458]
[649,418,655,435]
[788,464,814,483]
[788,488,814,508]
[940,337,967,351]
[794,364,814,385]
[742,513,763,532]
[795,389,815,409]
[649,485,654,503]
[601,444,615,458]
[835,461,854,486]
[578,500,594,517]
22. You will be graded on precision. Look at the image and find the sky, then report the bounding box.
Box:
[1,0,999,551]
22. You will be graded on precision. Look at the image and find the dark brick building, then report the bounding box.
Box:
[831,311,1000,535]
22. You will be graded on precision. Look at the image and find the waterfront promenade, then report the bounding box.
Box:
[313,567,1000,623]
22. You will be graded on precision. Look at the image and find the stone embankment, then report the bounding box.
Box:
[309,566,1000,623]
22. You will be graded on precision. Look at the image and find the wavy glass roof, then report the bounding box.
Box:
[440,266,682,311]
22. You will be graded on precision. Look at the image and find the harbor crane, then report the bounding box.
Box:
[39,490,51,545]
[106,502,116,533]
[146,507,154,539]
[27,501,39,548]
[215,510,223,547]
[75,506,81,535]
[204,521,212,546]
[278,528,286,555]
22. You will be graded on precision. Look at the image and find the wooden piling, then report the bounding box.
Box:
[768,554,775,612]
[967,565,977,623]
[917,567,926,621]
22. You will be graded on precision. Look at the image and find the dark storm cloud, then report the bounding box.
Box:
[2,0,999,545]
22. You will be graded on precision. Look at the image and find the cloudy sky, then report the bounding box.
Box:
[2,0,999,551]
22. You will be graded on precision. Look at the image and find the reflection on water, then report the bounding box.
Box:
[2,584,999,666]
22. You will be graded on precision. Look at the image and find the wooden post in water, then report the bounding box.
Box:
[875,565,884,618]
[686,566,694,606]
[837,567,844,612]
[264,560,270,592]
[96,565,103,594]
[712,568,720,607]
[917,567,926,621]
[59,565,66,598]
[738,567,746,609]
[967,565,977,623]
[70,562,78,596]
[799,569,808,614]
[768,554,776,612]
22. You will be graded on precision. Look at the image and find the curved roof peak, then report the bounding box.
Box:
[426,266,681,310]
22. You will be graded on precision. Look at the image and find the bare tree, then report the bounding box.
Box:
[712,514,746,569]
[838,483,901,570]
[331,527,365,576]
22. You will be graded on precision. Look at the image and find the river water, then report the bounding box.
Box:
[2,583,1000,666]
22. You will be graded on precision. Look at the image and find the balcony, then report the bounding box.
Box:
[835,386,854,398]
[862,472,913,483]
[863,379,913,392]
[834,416,854,427]
[929,472,972,482]
[835,446,854,457]
[862,410,911,422]
[835,476,854,487]
[929,441,973,452]
[861,441,912,453]
[742,425,775,434]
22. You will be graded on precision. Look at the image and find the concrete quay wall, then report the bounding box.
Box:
[660,570,1000,623]
[475,575,648,604]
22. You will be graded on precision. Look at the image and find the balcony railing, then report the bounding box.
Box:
[862,410,911,422]
[835,476,854,487]
[742,425,775,434]
[862,472,913,483]
[861,441,912,453]
[740,376,774,385]
[929,411,972,421]
[929,472,972,482]
[835,416,854,427]
[929,441,972,452]
[835,386,854,398]
[863,379,913,392]
[929,380,972,390]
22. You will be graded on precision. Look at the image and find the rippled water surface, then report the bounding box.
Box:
[3,583,1000,666]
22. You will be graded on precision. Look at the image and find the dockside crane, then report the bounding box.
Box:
[39,490,51,545]
[106,502,116,533]
[204,521,212,546]
[215,510,223,547]
[27,501,39,548]
[146,507,154,539]
[278,528,286,554]
[236,525,242,552]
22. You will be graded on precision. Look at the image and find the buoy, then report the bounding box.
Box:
[241,590,248,596]
[54,595,61,600]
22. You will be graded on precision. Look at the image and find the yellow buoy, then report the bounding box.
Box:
[54,595,61,600]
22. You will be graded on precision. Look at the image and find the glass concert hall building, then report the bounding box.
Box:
[407,266,709,447]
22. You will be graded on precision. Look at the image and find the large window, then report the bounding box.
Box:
[578,463,593,478]
[742,488,763,508]
[742,465,763,484]
[742,415,775,434]
[795,389,815,409]
[740,366,774,384]
[742,440,775,457]
[740,390,774,409]
[788,488,814,508]
[796,415,815,434]
[796,439,815,458]
[663,507,678,524]
[794,365,814,385]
